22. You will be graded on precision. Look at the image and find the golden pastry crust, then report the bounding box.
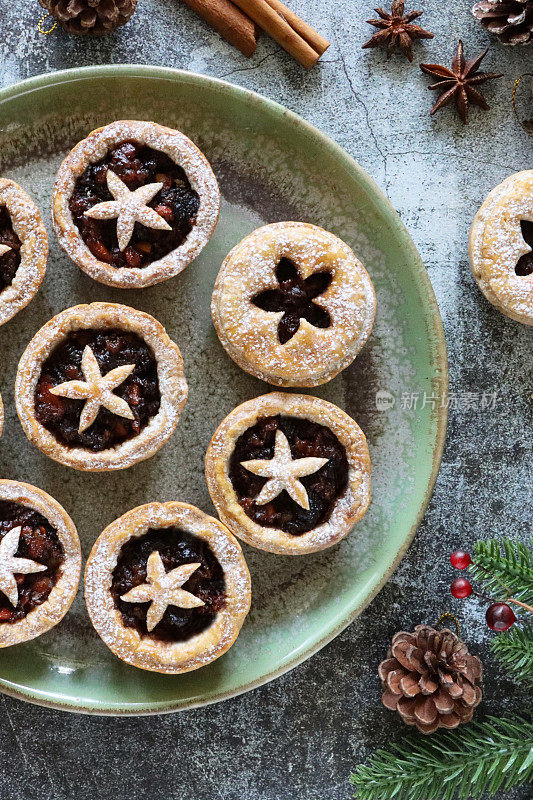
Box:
[211,222,376,387]
[15,302,188,471]
[52,120,220,289]
[205,392,371,555]
[0,179,48,326]
[469,170,533,325]
[85,501,251,674]
[0,480,81,647]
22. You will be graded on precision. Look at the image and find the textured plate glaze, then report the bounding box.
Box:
[0,66,447,714]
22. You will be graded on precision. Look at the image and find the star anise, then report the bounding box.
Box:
[420,40,503,124]
[362,0,434,61]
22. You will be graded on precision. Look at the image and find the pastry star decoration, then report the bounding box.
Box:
[120,552,205,632]
[241,429,329,510]
[0,527,46,607]
[50,345,136,433]
[84,170,171,251]
[0,244,12,257]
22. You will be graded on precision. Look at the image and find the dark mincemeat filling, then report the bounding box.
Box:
[69,140,200,269]
[0,501,64,623]
[252,258,332,344]
[0,206,21,292]
[516,219,533,276]
[110,528,226,642]
[34,328,160,452]
[229,415,349,535]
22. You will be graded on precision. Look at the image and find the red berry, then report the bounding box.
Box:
[451,577,473,598]
[450,550,472,570]
[486,603,516,632]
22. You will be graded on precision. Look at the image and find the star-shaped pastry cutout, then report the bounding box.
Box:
[120,551,205,632]
[0,244,12,257]
[241,429,329,510]
[252,258,332,344]
[0,527,46,607]
[84,170,172,251]
[49,345,136,433]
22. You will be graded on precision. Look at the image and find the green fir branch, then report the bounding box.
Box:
[350,716,533,800]
[491,625,533,684]
[470,538,533,608]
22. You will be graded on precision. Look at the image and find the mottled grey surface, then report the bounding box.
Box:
[0,1,532,799]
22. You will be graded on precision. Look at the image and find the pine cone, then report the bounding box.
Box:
[379,625,483,734]
[39,0,138,35]
[472,0,533,45]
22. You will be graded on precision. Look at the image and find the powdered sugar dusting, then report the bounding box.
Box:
[205,392,371,554]
[15,302,188,471]
[469,170,533,325]
[51,120,221,289]
[0,480,81,648]
[85,502,250,673]
[0,179,48,327]
[212,222,376,386]
[0,98,428,696]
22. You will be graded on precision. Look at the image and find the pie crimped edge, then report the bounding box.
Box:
[85,501,252,674]
[52,120,221,289]
[15,302,188,471]
[0,479,81,647]
[211,222,377,388]
[205,392,371,555]
[0,179,48,326]
[468,170,533,326]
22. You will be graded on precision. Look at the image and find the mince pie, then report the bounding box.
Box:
[16,302,188,471]
[0,479,81,647]
[469,170,533,325]
[205,393,371,555]
[0,179,48,327]
[52,120,220,289]
[211,222,376,387]
[85,501,251,673]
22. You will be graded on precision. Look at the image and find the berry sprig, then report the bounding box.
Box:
[450,549,533,632]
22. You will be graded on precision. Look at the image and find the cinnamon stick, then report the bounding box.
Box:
[264,0,329,56]
[180,0,258,57]
[230,0,322,68]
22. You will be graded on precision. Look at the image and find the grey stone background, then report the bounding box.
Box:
[0,1,531,799]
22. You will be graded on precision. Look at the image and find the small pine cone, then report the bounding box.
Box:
[39,0,138,36]
[472,0,533,45]
[378,625,483,735]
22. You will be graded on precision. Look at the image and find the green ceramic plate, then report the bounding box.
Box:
[0,66,447,714]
